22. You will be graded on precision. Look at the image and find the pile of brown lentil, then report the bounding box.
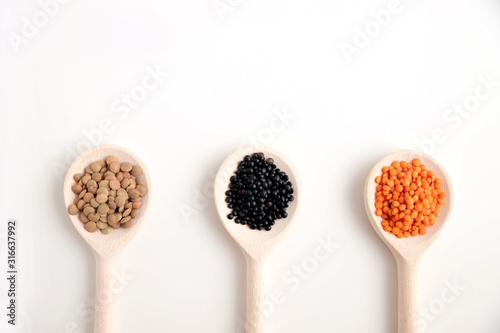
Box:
[67,156,148,234]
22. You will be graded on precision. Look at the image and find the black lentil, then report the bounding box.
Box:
[225,152,294,231]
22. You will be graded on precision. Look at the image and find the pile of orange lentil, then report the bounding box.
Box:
[375,158,446,238]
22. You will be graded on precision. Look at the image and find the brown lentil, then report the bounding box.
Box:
[68,204,79,215]
[83,206,94,216]
[121,216,131,224]
[121,162,133,172]
[85,222,98,233]
[71,184,82,194]
[107,214,118,225]
[136,184,147,197]
[109,180,120,190]
[77,200,86,210]
[97,204,109,215]
[101,226,113,234]
[88,213,99,222]
[121,220,132,228]
[129,189,140,200]
[96,221,108,229]
[96,193,108,204]
[109,162,120,173]
[79,213,89,223]
[131,166,142,177]
[83,192,94,203]
[92,173,103,182]
[115,196,125,207]
[116,172,124,182]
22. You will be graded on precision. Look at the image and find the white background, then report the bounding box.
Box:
[1,0,500,332]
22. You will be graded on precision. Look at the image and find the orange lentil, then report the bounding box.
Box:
[374,158,445,238]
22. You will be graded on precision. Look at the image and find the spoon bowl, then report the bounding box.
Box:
[215,145,301,260]
[63,144,152,333]
[364,150,453,260]
[214,145,301,332]
[364,150,453,333]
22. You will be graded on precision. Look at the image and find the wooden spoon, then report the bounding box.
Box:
[364,150,453,333]
[63,144,152,333]
[214,146,301,333]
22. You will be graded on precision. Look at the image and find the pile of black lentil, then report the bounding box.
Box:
[225,152,294,231]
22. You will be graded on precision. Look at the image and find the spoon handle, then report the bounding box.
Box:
[94,255,117,333]
[246,257,268,333]
[397,258,419,333]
